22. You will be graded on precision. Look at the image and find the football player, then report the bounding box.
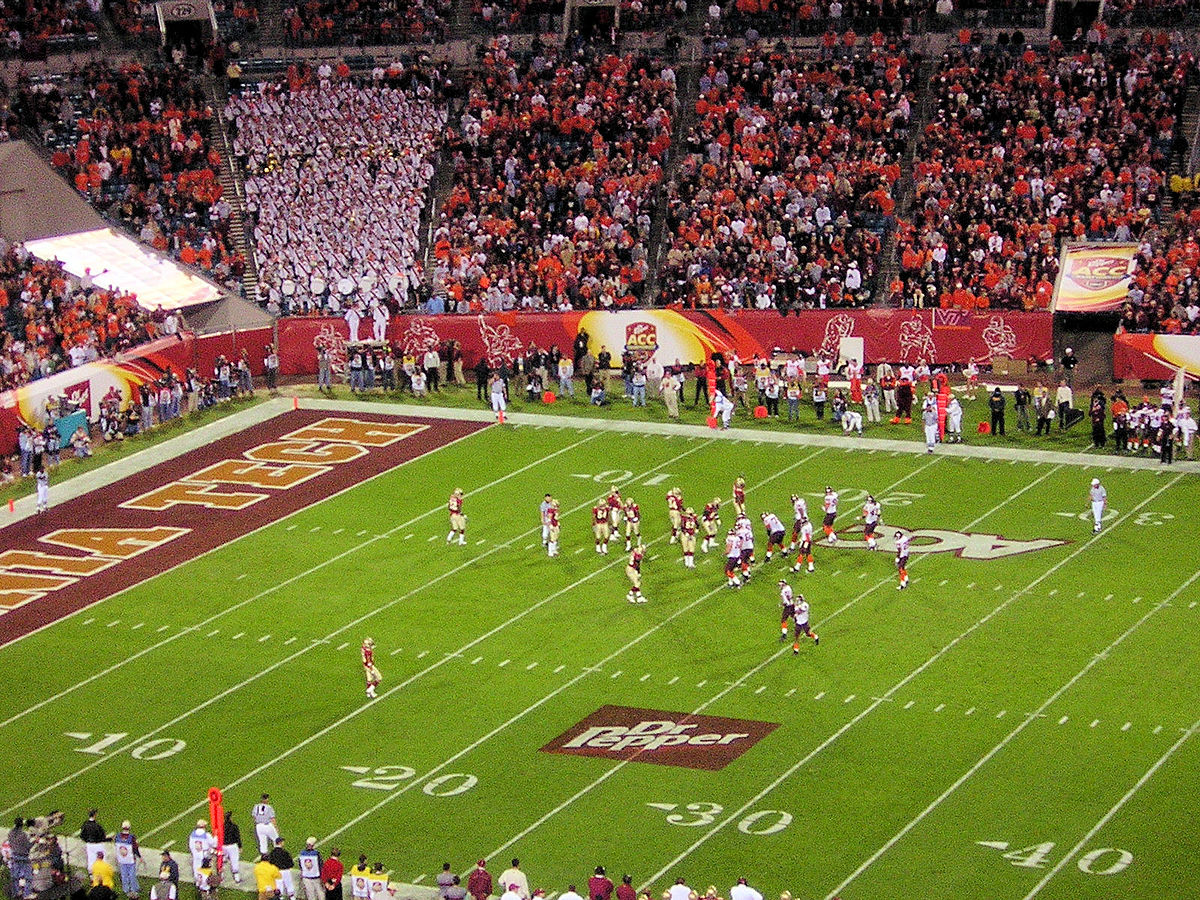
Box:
[680,507,699,568]
[790,516,815,573]
[821,486,839,543]
[860,494,882,550]
[447,488,466,545]
[778,579,794,642]
[724,528,743,588]
[791,591,819,654]
[626,544,647,604]
[539,493,554,546]
[362,638,381,698]
[666,487,684,543]
[624,497,641,551]
[788,493,809,551]
[736,514,755,579]
[733,475,747,516]
[895,530,910,590]
[593,503,611,554]
[761,511,786,561]
[700,497,721,552]
[606,485,624,530]
[546,500,561,557]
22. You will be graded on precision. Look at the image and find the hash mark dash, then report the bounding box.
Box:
[527,662,539,670]
[668,676,679,685]
[610,670,622,679]
[640,673,651,682]
[904,701,915,710]
[815,692,826,700]
[82,618,95,625]
[939,579,948,587]
[284,637,297,645]
[157,625,169,633]
[1090,719,1100,728]
[844,694,856,703]
[332,528,343,535]
[965,707,975,716]
[554,664,566,673]
[498,659,510,667]
[258,634,271,643]
[335,641,348,651]
[357,530,367,536]
[934,703,945,713]
[1153,725,1163,735]
[1059,716,1069,725]
[206,629,220,637]
[232,632,244,640]
[755,685,767,695]
[697,680,707,688]
[996,710,1007,719]
[417,650,428,659]
[786,688,796,697]
[287,525,297,531]
[471,657,483,665]
[106,620,121,628]
[1122,722,1132,732]
[391,648,403,656]
[309,526,321,533]
[575,547,585,555]
[131,623,144,630]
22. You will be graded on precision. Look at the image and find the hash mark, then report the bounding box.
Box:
[641,674,651,682]
[1058,716,1069,725]
[391,648,403,656]
[1090,719,1100,728]
[1153,725,1163,735]
[526,662,539,670]
[412,876,427,885]
[82,618,95,625]
[934,703,945,713]
[814,691,826,700]
[232,632,244,640]
[1191,602,1198,609]
[832,570,842,577]
[697,680,707,688]
[858,572,867,579]
[357,530,367,536]
[476,539,486,545]
[1077,591,1087,598]
[1048,589,1058,597]
[786,688,796,697]
[996,710,1007,719]
[157,625,169,633]
[285,637,297,645]
[207,629,220,637]
[903,701,915,709]
[309,526,321,533]
[107,620,121,628]
[404,534,414,541]
[611,670,622,679]
[1105,594,1114,601]
[287,525,297,531]
[755,685,767,694]
[335,641,348,651]
[258,634,271,643]
[1133,597,1142,604]
[417,650,428,659]
[844,694,856,703]
[237,573,248,581]
[965,707,976,716]
[554,664,566,674]
[332,528,343,535]
[427,535,438,542]
[575,548,585,555]
[471,657,483,665]
[498,659,510,668]
[1122,722,1132,732]
[668,676,679,685]
[131,623,144,630]
[966,582,976,590]
[939,580,948,587]
[525,543,536,550]
[651,554,660,561]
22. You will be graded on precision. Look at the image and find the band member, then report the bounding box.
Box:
[701,497,721,552]
[791,516,815,573]
[860,495,881,550]
[790,590,819,654]
[736,514,755,578]
[680,507,699,568]
[623,497,641,551]
[666,487,684,543]
[822,486,839,543]
[593,503,611,554]
[447,488,466,545]
[606,485,624,530]
[895,530,911,590]
[626,544,646,604]
[724,529,743,589]
[761,511,786,560]
[362,638,381,698]
[789,493,809,550]
[733,475,747,516]
[546,500,561,557]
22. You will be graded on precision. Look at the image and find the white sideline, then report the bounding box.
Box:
[1021,716,1200,899]
[484,460,1055,864]
[316,448,831,848]
[827,565,1200,899]
[0,430,602,730]
[0,438,708,818]
[133,438,727,842]
[638,474,1185,892]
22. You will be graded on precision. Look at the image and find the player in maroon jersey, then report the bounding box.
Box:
[666,487,684,543]
[593,503,611,554]
[606,485,624,530]
[680,507,699,568]
[623,497,641,551]
[447,488,466,545]
[362,638,381,698]
[733,475,747,516]
[546,500,561,557]
[625,544,646,603]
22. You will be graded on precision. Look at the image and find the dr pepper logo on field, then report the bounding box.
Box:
[1067,256,1132,292]
[542,706,778,770]
[624,322,659,356]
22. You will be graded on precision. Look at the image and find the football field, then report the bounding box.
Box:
[1,404,1198,900]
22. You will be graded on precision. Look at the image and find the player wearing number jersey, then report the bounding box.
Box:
[539,494,554,546]
[724,530,743,588]
[606,486,624,530]
[860,495,881,549]
[362,638,381,698]
[546,501,561,557]
[626,545,646,603]
[623,498,641,551]
[790,591,819,653]
[733,476,747,516]
[779,580,794,641]
[447,488,466,545]
[593,504,611,554]
[736,515,755,578]
[666,488,684,542]
[895,531,910,589]
[761,512,786,560]
[821,487,839,542]
[701,498,721,552]
[680,507,698,568]
[789,494,809,550]
[790,517,815,573]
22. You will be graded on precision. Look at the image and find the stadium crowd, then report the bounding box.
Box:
[283,0,450,46]
[660,42,913,310]
[0,0,98,58]
[431,45,675,312]
[9,62,247,291]
[1119,193,1200,333]
[228,63,447,315]
[896,33,1191,311]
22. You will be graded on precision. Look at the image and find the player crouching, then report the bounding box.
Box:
[790,516,815,573]
[362,638,381,698]
[626,544,647,603]
[895,530,910,589]
[593,503,611,554]
[724,529,743,588]
[761,511,786,561]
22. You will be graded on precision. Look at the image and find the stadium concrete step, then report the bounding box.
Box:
[205,76,261,303]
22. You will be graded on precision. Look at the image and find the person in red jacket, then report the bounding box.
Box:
[588,868,614,900]
[468,861,493,900]
[320,848,344,900]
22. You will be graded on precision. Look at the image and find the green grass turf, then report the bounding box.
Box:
[1,420,1197,900]
[291,377,1166,458]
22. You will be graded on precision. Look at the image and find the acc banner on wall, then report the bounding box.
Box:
[1053,243,1139,313]
[1113,332,1200,381]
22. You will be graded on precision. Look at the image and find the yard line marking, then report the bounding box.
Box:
[161,841,174,850]
[231,632,244,640]
[131,623,144,631]
[641,674,651,682]
[1153,725,1163,735]
[1121,722,1132,732]
[498,659,511,668]
[610,671,622,680]
[934,703,945,713]
[823,560,1199,900]
[286,525,297,531]
[903,701,914,710]
[335,642,349,651]
[755,685,767,695]
[786,688,796,697]
[106,620,121,628]
[696,680,707,688]
[965,707,975,716]
[82,618,95,625]
[356,530,367,536]
[417,650,428,659]
[0,432,607,734]
[156,626,169,633]
[815,692,826,701]
[1021,717,1200,900]
[554,665,565,674]
[1090,719,1100,728]
[574,548,585,555]
[206,630,220,637]
[309,526,321,533]
[668,676,679,685]
[637,478,1181,894]
[1059,716,1069,725]
[258,635,271,643]
[284,638,296,646]
[844,695,856,704]
[471,657,483,665]
[528,662,539,671]
[332,528,343,535]
[995,710,1006,719]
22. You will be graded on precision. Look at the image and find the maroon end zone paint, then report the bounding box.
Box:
[0,411,487,646]
[542,705,779,771]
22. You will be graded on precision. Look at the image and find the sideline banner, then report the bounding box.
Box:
[277,309,1053,377]
[1052,243,1139,313]
[1113,332,1200,381]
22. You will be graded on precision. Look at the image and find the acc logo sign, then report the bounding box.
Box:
[625,321,659,356]
[1067,257,1131,292]
[542,705,777,770]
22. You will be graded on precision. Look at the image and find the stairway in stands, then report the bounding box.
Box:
[205,77,260,302]
[1160,78,1200,222]
[256,0,288,48]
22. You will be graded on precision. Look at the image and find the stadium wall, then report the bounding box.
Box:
[1113,332,1200,381]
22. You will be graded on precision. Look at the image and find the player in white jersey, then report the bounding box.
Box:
[539,494,553,546]
[35,468,49,513]
[895,531,911,590]
[790,592,818,654]
[189,821,216,877]
[779,580,794,642]
[251,795,279,856]
[791,517,815,573]
[821,487,839,543]
[789,494,808,550]
[859,495,882,550]
[736,516,755,579]
[1089,478,1107,533]
[761,512,786,560]
[724,530,743,588]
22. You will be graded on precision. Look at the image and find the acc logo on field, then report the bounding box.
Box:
[1067,257,1131,292]
[542,705,777,770]
[625,322,659,356]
